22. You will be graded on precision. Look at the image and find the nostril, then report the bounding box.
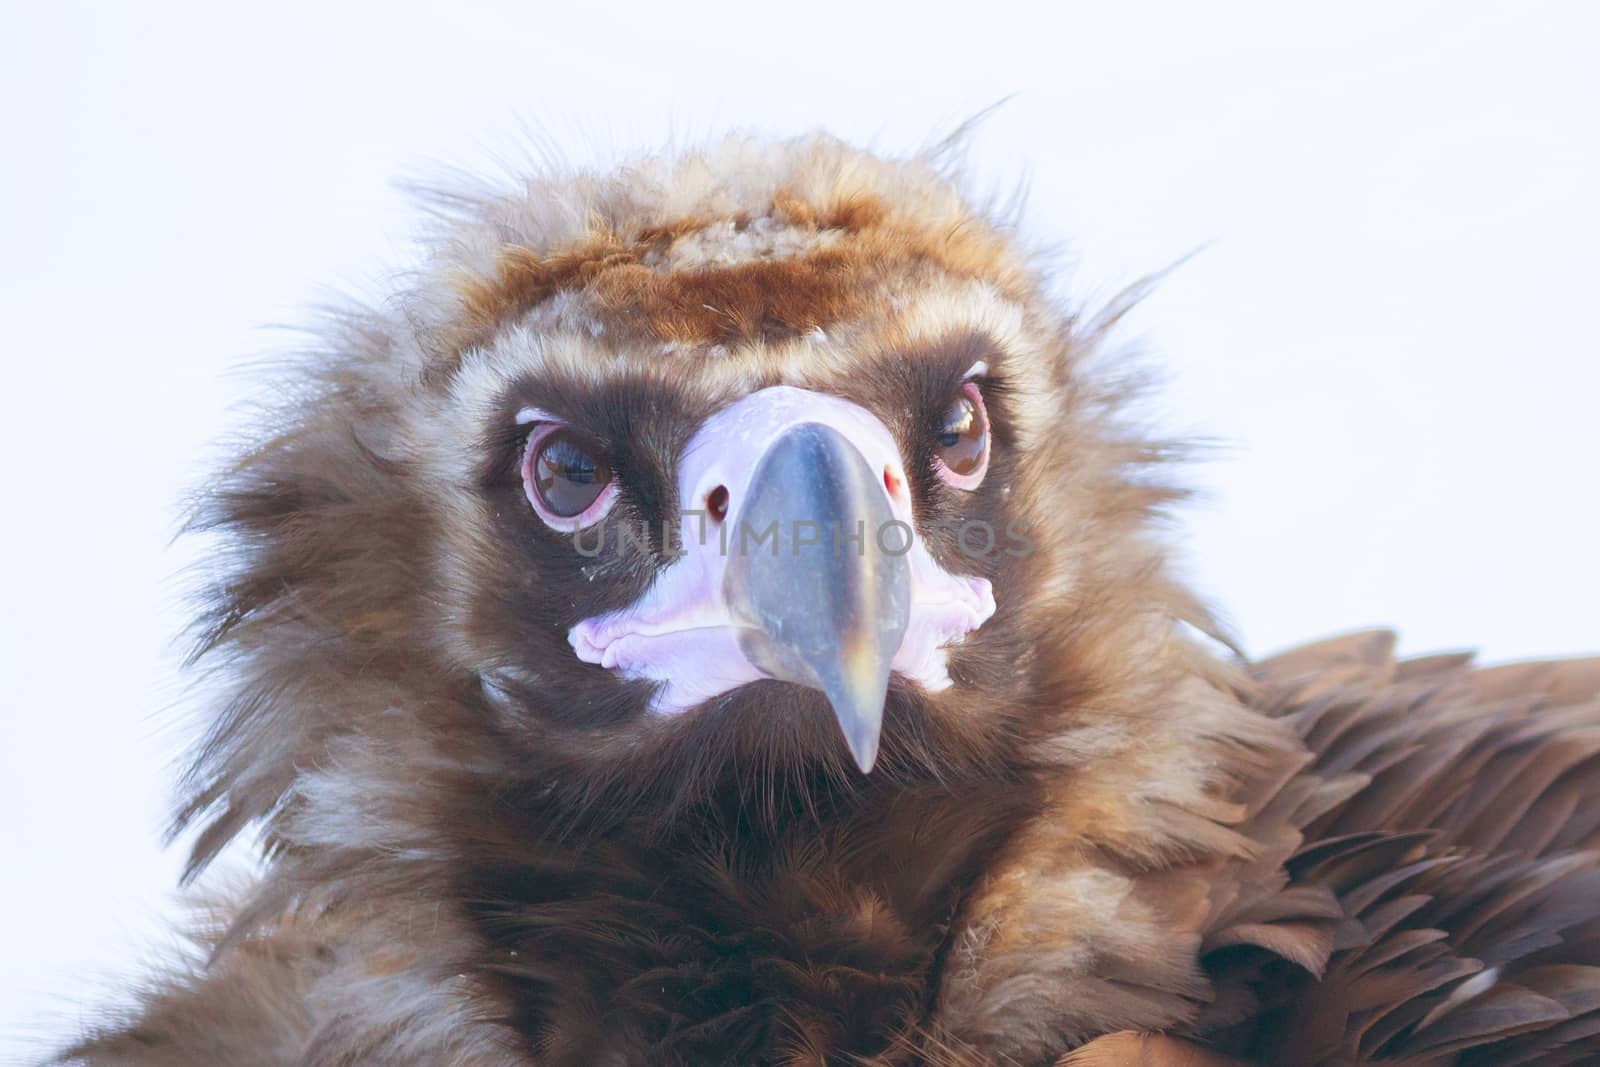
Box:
[706,485,729,523]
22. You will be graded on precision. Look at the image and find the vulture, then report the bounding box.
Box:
[57,135,1600,1066]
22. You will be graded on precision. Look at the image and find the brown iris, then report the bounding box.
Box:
[936,386,987,478]
[531,430,612,518]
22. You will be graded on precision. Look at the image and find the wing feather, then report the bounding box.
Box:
[1189,631,1600,1063]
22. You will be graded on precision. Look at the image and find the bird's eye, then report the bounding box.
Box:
[933,382,990,489]
[521,425,619,530]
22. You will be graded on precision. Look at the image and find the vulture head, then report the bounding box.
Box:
[187,136,1194,866]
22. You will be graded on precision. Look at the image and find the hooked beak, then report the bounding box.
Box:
[568,385,995,775]
[723,423,910,772]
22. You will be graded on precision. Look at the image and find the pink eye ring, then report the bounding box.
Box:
[520,423,620,531]
[932,381,990,490]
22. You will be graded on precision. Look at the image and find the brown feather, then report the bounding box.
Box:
[1058,1032,1248,1066]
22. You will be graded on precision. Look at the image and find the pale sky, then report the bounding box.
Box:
[2,1,1596,1056]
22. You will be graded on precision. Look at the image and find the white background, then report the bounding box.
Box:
[2,1,1596,1056]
